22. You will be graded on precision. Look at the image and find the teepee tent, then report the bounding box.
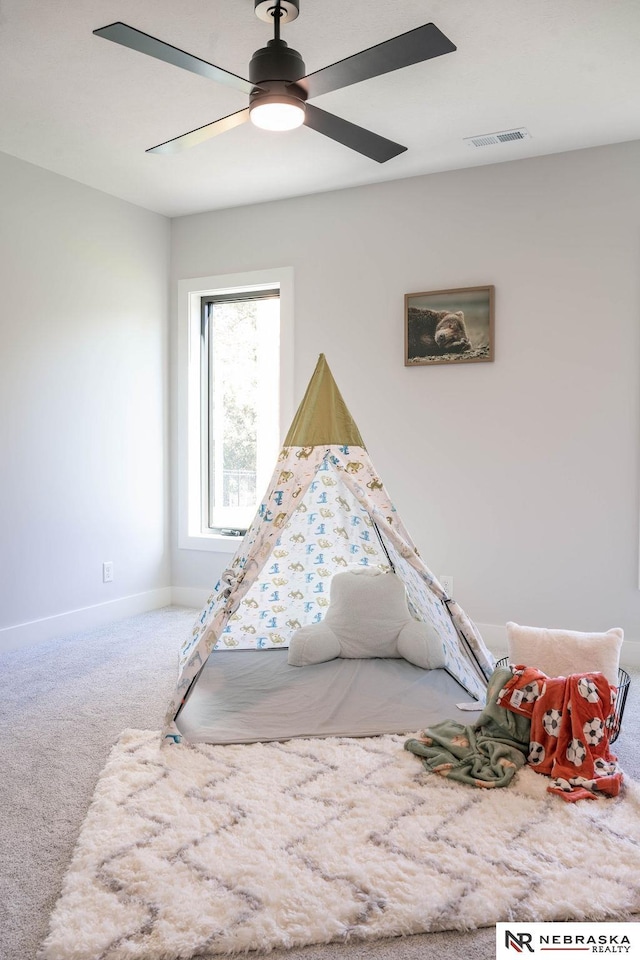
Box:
[164,354,495,743]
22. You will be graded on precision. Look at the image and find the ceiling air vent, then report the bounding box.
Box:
[464,128,531,148]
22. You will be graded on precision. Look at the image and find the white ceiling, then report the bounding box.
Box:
[1,0,639,218]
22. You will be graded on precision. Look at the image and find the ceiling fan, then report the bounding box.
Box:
[94,0,456,163]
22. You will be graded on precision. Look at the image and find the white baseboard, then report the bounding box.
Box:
[171,587,210,609]
[621,643,640,669]
[476,622,640,670]
[475,623,508,658]
[0,588,173,654]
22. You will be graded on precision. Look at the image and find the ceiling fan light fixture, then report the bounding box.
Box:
[250,95,305,131]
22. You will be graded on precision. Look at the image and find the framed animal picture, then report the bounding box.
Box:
[404,285,494,366]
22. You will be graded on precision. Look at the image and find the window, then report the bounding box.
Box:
[201,290,280,534]
[178,268,294,552]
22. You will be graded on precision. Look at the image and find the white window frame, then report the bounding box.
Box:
[178,267,294,553]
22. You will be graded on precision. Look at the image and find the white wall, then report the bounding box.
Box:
[0,152,171,648]
[171,140,640,656]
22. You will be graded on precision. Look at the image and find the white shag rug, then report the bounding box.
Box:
[42,729,640,960]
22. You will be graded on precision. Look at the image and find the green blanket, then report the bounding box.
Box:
[405,667,530,789]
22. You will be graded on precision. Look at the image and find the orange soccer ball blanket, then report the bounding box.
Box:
[496,665,623,801]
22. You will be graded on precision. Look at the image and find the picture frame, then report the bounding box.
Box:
[404,285,494,366]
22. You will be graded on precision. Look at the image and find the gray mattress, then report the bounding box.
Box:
[176,649,482,744]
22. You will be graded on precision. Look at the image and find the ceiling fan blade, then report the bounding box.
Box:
[304,103,406,163]
[147,107,250,154]
[94,22,256,95]
[294,22,455,100]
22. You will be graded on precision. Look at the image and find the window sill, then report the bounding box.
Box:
[179,532,241,554]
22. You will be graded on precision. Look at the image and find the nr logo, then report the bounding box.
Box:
[505,930,535,952]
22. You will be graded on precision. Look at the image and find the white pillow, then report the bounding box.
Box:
[288,568,444,669]
[506,621,623,686]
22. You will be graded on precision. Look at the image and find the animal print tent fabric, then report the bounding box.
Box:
[165,444,494,739]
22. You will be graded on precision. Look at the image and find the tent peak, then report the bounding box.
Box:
[283,354,365,449]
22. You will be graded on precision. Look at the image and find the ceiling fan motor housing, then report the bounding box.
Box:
[249,39,305,84]
[249,38,307,111]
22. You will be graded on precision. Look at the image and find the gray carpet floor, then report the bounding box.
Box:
[1,606,638,960]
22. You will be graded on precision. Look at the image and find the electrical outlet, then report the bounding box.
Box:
[102,561,114,583]
[439,575,454,597]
